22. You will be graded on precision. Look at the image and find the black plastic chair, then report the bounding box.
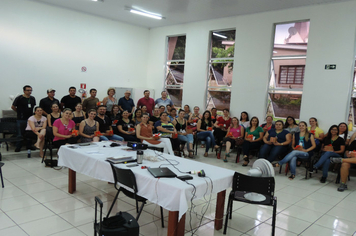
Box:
[223,172,277,236]
[0,162,4,188]
[192,133,214,156]
[42,127,55,165]
[0,119,22,161]
[107,163,165,227]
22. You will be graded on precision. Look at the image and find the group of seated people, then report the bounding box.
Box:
[22,89,355,192]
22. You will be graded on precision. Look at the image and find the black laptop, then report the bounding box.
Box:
[148,167,177,178]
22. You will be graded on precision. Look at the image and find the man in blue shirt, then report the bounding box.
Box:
[155,91,174,111]
[118,90,135,117]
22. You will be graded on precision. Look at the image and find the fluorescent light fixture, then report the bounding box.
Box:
[130,9,162,20]
[213,33,227,39]
[92,0,104,2]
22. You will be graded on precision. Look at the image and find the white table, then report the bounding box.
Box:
[58,142,234,236]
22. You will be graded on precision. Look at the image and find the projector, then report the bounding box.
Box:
[127,141,148,150]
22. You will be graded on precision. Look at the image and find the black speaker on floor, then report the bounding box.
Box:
[94,197,139,236]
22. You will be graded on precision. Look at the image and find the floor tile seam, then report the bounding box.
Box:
[12,210,57,226]
[312,217,356,234]
[47,205,91,215]
[186,218,215,235]
[0,210,22,231]
[11,224,31,236]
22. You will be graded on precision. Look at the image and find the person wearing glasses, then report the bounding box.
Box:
[11,85,36,152]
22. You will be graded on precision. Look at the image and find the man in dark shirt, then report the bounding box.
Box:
[94,105,124,141]
[118,90,135,117]
[39,88,59,116]
[11,85,36,152]
[60,86,82,111]
[82,88,99,113]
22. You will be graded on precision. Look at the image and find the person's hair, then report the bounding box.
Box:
[75,103,82,107]
[266,115,273,121]
[34,106,42,113]
[240,111,249,122]
[309,117,319,127]
[211,107,217,112]
[326,125,339,139]
[143,90,150,94]
[63,108,72,113]
[69,86,76,91]
[231,117,239,127]
[23,85,32,91]
[97,105,106,109]
[178,109,185,114]
[284,116,297,128]
[51,103,59,108]
[89,88,97,93]
[142,113,149,117]
[299,121,310,142]
[160,112,168,118]
[275,120,284,127]
[338,122,348,141]
[166,104,171,108]
[134,108,142,118]
[184,105,190,112]
[107,87,115,95]
[194,106,200,110]
[249,116,259,127]
[161,91,167,95]
[223,108,229,113]
[88,109,97,114]
[140,105,147,111]
[111,105,119,114]
[171,108,176,112]
[202,110,212,124]
[159,105,165,109]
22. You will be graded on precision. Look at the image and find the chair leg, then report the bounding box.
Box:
[229,201,233,219]
[160,206,164,228]
[135,202,145,221]
[271,198,277,236]
[0,168,4,188]
[223,199,231,234]
[106,190,120,218]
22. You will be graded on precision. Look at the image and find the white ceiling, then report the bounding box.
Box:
[30,0,349,29]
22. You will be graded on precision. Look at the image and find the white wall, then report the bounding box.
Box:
[147,1,356,131]
[0,0,149,113]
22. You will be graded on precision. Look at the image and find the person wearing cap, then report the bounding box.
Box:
[118,90,135,117]
[82,88,99,113]
[39,88,60,116]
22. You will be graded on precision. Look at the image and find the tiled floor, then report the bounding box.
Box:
[1,146,356,236]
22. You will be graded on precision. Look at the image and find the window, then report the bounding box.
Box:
[267,21,310,119]
[165,36,186,107]
[206,30,235,111]
[279,65,305,84]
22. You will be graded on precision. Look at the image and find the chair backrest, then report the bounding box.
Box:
[0,121,18,135]
[109,163,138,194]
[232,172,275,200]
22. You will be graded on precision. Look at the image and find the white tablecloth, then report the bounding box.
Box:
[58,142,234,220]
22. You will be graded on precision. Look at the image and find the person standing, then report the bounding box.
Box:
[60,86,81,111]
[39,88,59,116]
[11,85,36,152]
[137,90,155,115]
[155,91,174,111]
[82,88,99,113]
[118,90,135,117]
[102,87,118,117]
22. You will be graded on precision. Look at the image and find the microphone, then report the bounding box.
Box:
[188,169,205,177]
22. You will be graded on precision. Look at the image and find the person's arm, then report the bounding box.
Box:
[118,125,130,135]
[349,132,356,143]
[252,131,264,142]
[225,127,231,137]
[136,125,155,141]
[82,99,87,112]
[291,134,296,149]
[130,106,135,116]
[79,120,93,139]
[196,120,205,132]
[304,135,316,153]
[214,120,220,128]
[11,105,17,112]
[106,126,114,136]
[102,97,108,106]
[317,131,325,140]
[239,126,245,139]
[47,114,52,127]
[42,118,47,130]
[263,132,271,144]
[335,145,345,154]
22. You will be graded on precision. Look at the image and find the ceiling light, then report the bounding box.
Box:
[213,33,227,39]
[129,9,162,20]
[92,0,104,2]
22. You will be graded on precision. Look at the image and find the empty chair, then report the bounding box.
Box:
[107,163,165,227]
[223,172,277,236]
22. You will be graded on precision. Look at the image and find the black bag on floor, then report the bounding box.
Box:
[94,196,139,236]
[44,159,58,167]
